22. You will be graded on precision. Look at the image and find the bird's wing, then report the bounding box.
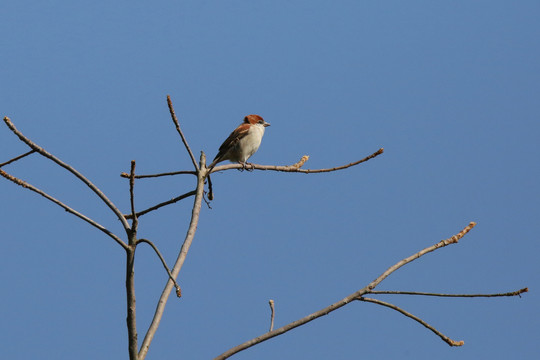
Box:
[214,123,251,161]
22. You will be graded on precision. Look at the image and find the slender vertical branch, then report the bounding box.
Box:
[126,246,138,360]
[268,300,275,332]
[3,117,131,232]
[166,96,199,171]
[129,160,138,229]
[138,152,206,359]
[126,160,139,359]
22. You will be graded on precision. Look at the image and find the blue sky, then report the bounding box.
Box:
[1,1,539,359]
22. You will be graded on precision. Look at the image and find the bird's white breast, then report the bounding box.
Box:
[237,123,265,162]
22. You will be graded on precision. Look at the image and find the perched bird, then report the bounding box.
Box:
[208,114,270,170]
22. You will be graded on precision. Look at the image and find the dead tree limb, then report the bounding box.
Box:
[213,222,525,359]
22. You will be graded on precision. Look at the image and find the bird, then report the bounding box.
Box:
[208,114,270,171]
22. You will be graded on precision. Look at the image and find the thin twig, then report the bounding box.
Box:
[214,222,479,359]
[3,117,131,232]
[369,288,529,298]
[207,174,214,200]
[366,222,477,291]
[137,239,182,298]
[358,297,464,347]
[120,170,196,179]
[139,152,207,360]
[0,168,127,250]
[268,300,275,332]
[129,160,138,231]
[124,190,197,219]
[0,150,36,167]
[210,148,384,174]
[167,95,199,171]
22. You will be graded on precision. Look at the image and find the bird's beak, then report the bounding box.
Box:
[264,122,271,127]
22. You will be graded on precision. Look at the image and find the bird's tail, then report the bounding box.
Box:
[206,156,221,173]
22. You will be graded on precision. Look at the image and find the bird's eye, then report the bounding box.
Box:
[258,119,264,124]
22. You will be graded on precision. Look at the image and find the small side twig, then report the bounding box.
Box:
[167,95,199,171]
[124,190,197,219]
[137,238,182,298]
[120,170,196,179]
[369,288,529,298]
[268,300,275,332]
[358,297,464,347]
[0,168,127,250]
[207,174,214,201]
[0,150,37,167]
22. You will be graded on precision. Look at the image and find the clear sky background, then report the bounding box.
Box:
[1,1,539,359]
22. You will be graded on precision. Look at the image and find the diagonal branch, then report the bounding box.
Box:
[3,117,131,232]
[0,168,127,250]
[137,238,182,297]
[369,288,529,298]
[123,190,197,219]
[366,222,477,290]
[139,152,207,359]
[214,222,479,359]
[0,150,37,167]
[166,95,199,171]
[210,148,384,174]
[358,297,464,347]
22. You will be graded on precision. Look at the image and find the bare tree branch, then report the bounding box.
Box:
[129,160,138,230]
[268,300,275,332]
[213,222,482,359]
[123,190,197,219]
[120,170,197,179]
[166,95,199,171]
[126,246,138,360]
[138,152,206,360]
[137,238,182,297]
[369,288,529,298]
[3,116,131,232]
[0,150,36,167]
[366,222,477,290]
[358,297,465,347]
[210,148,384,174]
[0,168,127,250]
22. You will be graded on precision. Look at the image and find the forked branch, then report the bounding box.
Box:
[213,222,526,359]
